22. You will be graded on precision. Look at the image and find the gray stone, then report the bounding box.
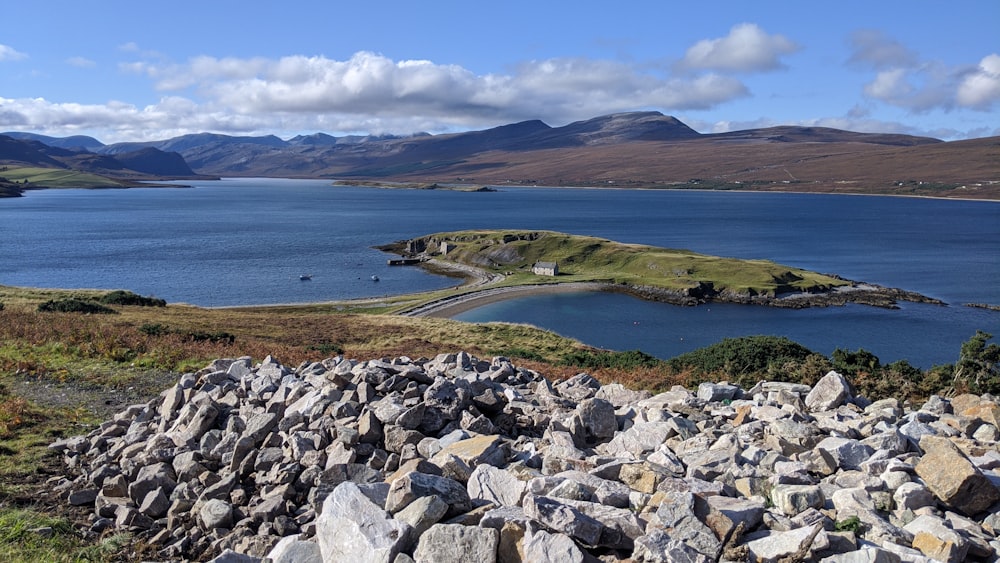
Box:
[522,525,586,563]
[601,421,673,459]
[697,381,740,403]
[265,534,322,563]
[576,397,617,442]
[206,549,262,563]
[467,463,526,507]
[393,494,448,541]
[698,494,765,544]
[892,482,935,511]
[916,435,1000,515]
[805,370,852,411]
[138,488,170,518]
[67,488,99,506]
[413,523,499,563]
[771,484,825,516]
[385,471,472,517]
[198,498,233,530]
[632,528,712,563]
[903,514,969,563]
[817,437,875,471]
[316,482,411,563]
[746,523,829,563]
[653,491,721,560]
[523,495,603,547]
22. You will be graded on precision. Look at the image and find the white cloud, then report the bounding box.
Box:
[678,23,799,72]
[0,44,28,62]
[957,54,1000,110]
[847,30,919,70]
[66,56,96,68]
[851,31,1000,115]
[864,69,913,101]
[115,51,751,131]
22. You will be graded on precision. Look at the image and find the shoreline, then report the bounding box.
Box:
[401,282,611,318]
[4,175,998,202]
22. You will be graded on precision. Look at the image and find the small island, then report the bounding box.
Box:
[333,180,496,192]
[376,230,943,316]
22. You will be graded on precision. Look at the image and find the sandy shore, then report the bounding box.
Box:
[403,282,610,318]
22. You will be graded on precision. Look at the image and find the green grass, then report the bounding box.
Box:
[0,507,135,562]
[0,167,125,189]
[417,230,850,297]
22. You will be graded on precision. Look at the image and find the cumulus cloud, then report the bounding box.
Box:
[678,23,799,72]
[957,54,1000,110]
[112,51,751,133]
[847,29,919,70]
[0,43,28,62]
[851,30,1000,114]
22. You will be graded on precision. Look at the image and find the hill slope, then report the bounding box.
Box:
[8,112,998,198]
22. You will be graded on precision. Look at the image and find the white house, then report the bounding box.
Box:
[532,261,558,276]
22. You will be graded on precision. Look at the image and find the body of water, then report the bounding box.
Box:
[2,178,997,367]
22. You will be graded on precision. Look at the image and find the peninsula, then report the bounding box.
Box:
[375,230,942,316]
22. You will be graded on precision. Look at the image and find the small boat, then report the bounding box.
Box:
[371,275,379,282]
[299,274,312,281]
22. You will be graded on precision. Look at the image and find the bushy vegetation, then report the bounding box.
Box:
[35,291,165,315]
[139,323,236,345]
[99,290,166,307]
[36,298,118,315]
[560,349,662,371]
[667,336,817,382]
[951,330,1000,395]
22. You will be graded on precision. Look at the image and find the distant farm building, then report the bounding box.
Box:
[532,261,559,276]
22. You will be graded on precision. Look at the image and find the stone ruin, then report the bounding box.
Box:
[48,352,1000,562]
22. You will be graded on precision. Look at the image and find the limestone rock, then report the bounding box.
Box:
[805,370,852,411]
[316,482,411,563]
[413,523,499,563]
[915,435,1000,515]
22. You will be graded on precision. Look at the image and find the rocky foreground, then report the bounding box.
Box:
[48,353,1000,562]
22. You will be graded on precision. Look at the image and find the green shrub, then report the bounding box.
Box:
[307,342,344,356]
[139,323,169,337]
[560,349,662,370]
[182,330,235,345]
[99,290,166,307]
[37,299,117,315]
[668,335,814,377]
[834,516,863,533]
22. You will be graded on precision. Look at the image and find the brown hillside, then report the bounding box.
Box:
[371,136,1000,199]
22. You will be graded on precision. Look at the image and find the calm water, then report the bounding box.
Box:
[2,178,997,367]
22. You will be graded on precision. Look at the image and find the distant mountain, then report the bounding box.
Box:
[0,135,203,181]
[115,147,197,176]
[0,135,69,168]
[4,112,997,198]
[101,133,287,155]
[2,131,104,152]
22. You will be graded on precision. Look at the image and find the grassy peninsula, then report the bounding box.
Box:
[380,230,938,314]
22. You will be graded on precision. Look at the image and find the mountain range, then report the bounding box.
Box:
[3,111,998,199]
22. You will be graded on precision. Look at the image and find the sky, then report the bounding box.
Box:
[1,1,998,144]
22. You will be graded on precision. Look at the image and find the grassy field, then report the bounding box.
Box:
[0,167,126,189]
[412,230,850,297]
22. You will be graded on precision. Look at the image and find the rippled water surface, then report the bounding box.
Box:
[2,178,997,366]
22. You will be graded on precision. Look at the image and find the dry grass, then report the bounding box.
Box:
[379,137,1000,199]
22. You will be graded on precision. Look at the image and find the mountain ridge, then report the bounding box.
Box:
[3,111,998,199]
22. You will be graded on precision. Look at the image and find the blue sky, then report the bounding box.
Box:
[1,1,997,143]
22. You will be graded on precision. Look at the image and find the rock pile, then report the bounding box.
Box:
[49,353,1000,562]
